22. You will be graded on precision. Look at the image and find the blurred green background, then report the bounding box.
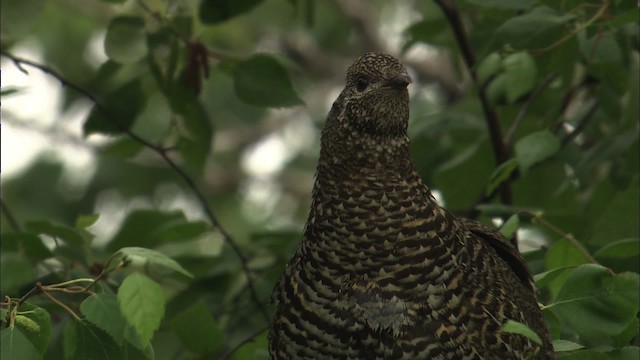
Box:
[1,0,638,359]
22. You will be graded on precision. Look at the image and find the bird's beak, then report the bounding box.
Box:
[385,73,412,89]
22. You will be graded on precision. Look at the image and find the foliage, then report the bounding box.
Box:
[1,0,638,359]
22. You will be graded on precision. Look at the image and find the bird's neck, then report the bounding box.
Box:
[306,130,463,284]
[318,121,413,174]
[312,129,453,238]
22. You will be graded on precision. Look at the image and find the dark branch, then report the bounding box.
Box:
[433,0,512,207]
[0,50,270,322]
[561,100,600,146]
[467,98,600,219]
[0,199,21,231]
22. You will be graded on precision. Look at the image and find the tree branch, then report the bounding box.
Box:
[560,100,600,146]
[521,211,598,264]
[0,199,21,231]
[0,50,270,322]
[434,0,512,207]
[467,96,600,219]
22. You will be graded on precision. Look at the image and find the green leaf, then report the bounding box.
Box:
[117,247,193,278]
[75,214,99,229]
[581,33,622,66]
[553,339,584,352]
[607,346,640,360]
[176,100,213,174]
[232,54,304,108]
[501,319,542,345]
[104,16,148,64]
[26,220,85,246]
[499,214,520,239]
[80,294,126,345]
[14,303,52,356]
[231,329,269,359]
[0,0,44,39]
[155,221,211,245]
[102,137,144,158]
[1,327,41,360]
[171,300,222,354]
[544,239,590,297]
[534,266,574,288]
[477,52,503,86]
[66,320,124,360]
[557,350,611,360]
[486,158,518,196]
[118,273,165,346]
[514,130,560,173]
[503,51,537,103]
[613,319,639,349]
[464,0,537,10]
[581,34,627,94]
[605,9,639,27]
[550,264,640,339]
[1,252,34,293]
[106,209,187,252]
[1,232,52,261]
[590,184,639,246]
[594,238,640,260]
[199,0,265,24]
[404,17,450,47]
[434,139,494,210]
[84,79,146,135]
[494,6,573,50]
[485,73,507,104]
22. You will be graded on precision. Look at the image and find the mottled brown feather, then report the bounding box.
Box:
[269,53,554,360]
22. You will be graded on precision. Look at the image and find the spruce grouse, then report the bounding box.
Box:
[269,53,554,360]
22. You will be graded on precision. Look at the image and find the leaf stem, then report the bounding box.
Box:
[531,1,610,56]
[522,211,598,264]
[0,199,21,231]
[39,286,82,321]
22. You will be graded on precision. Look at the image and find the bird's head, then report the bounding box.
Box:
[328,53,411,139]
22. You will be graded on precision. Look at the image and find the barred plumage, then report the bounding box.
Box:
[269,53,554,359]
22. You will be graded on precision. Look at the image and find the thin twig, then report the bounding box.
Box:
[521,211,598,264]
[39,286,83,321]
[219,324,270,360]
[504,73,559,147]
[1,50,270,322]
[434,0,512,207]
[531,1,610,56]
[136,0,234,61]
[17,285,41,306]
[83,251,121,292]
[0,199,21,231]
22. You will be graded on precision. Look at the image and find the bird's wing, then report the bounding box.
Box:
[459,218,535,291]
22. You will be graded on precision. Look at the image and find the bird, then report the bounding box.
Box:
[268,52,554,360]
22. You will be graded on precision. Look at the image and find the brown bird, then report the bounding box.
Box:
[269,53,554,359]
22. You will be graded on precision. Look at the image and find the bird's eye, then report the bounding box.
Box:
[355,76,369,92]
